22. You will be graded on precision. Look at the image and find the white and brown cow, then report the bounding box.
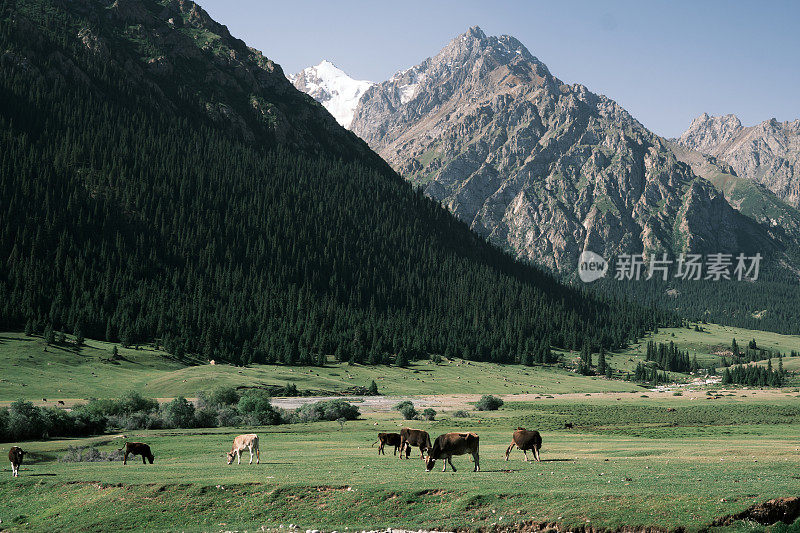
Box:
[424,432,480,472]
[8,446,25,477]
[227,433,260,465]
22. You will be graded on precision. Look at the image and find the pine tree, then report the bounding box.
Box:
[74,319,84,347]
[368,380,379,395]
[597,347,607,376]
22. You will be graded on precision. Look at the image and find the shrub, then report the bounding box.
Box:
[452,410,470,418]
[216,406,241,427]
[292,399,360,424]
[394,400,418,420]
[161,397,196,428]
[238,390,284,425]
[475,395,504,411]
[194,407,219,428]
[210,386,240,406]
[673,391,683,396]
[421,408,436,421]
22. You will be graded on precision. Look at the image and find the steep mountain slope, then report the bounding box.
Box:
[0,0,660,364]
[350,27,769,272]
[668,141,800,245]
[288,60,374,128]
[677,114,800,208]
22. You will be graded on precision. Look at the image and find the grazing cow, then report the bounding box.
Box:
[57,400,65,406]
[505,427,542,462]
[564,422,574,429]
[122,442,154,465]
[425,432,480,472]
[227,434,260,465]
[399,427,432,459]
[8,447,25,477]
[372,432,402,455]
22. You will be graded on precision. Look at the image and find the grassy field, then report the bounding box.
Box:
[0,332,643,403]
[2,325,800,531]
[1,395,799,531]
[3,322,800,403]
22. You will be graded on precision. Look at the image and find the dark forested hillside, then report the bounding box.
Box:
[0,0,670,365]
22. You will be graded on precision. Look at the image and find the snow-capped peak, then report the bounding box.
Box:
[288,60,374,129]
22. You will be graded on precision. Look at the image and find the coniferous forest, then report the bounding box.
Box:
[0,0,672,365]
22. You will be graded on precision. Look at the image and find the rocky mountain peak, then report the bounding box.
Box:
[288,60,374,128]
[349,29,774,272]
[678,113,800,208]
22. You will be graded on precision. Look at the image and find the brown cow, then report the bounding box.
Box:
[8,446,25,477]
[424,432,480,472]
[122,442,154,465]
[227,433,260,465]
[372,432,401,455]
[505,427,542,462]
[399,427,431,459]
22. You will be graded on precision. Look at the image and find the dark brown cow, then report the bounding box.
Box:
[372,432,401,455]
[505,427,542,462]
[122,442,154,465]
[399,427,432,459]
[424,432,480,472]
[8,446,25,477]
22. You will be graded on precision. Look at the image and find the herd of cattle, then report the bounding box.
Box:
[7,427,542,476]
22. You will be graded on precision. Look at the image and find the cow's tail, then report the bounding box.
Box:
[371,440,379,447]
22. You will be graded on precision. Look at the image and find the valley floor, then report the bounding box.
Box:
[1,325,800,531]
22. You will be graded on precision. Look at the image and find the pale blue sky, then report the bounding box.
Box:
[200,0,798,138]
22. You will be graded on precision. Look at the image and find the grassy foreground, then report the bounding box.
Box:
[2,395,800,532]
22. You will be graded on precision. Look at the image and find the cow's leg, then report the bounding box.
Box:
[505,442,515,461]
[447,456,456,472]
[398,440,405,459]
[378,442,384,455]
[236,449,241,465]
[11,464,17,477]
[473,452,480,472]
[142,454,146,465]
[393,445,399,456]
[534,446,541,462]
[419,446,425,459]
[523,449,529,462]
[256,446,260,464]
[249,446,254,464]
[123,451,129,465]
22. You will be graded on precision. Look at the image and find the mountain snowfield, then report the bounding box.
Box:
[288,60,374,128]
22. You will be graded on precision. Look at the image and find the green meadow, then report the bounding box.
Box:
[2,325,800,531]
[2,395,800,531]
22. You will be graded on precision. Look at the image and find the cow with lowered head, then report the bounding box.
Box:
[505,427,542,462]
[227,433,260,465]
[122,442,154,465]
[8,446,25,477]
[424,432,480,472]
[399,427,431,459]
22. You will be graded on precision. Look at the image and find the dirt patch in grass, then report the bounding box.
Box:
[711,497,800,526]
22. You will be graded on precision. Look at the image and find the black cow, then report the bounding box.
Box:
[424,432,480,472]
[372,432,402,455]
[505,427,542,462]
[399,427,431,459]
[122,442,154,465]
[8,446,25,477]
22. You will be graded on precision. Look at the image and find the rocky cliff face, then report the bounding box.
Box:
[677,113,800,208]
[350,27,766,271]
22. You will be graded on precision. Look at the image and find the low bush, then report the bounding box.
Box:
[394,400,418,420]
[452,410,470,418]
[475,395,504,411]
[292,399,360,424]
[421,408,436,421]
